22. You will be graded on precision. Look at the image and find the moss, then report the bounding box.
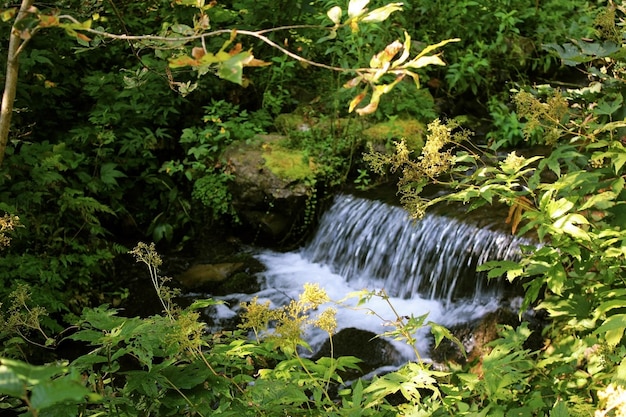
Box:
[262,143,316,181]
[274,113,314,134]
[362,118,426,152]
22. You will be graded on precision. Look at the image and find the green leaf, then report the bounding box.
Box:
[595,314,626,346]
[478,260,523,282]
[100,162,126,187]
[217,52,251,85]
[187,298,222,310]
[30,377,93,411]
[547,198,574,219]
[429,322,466,358]
[550,400,570,417]
[0,363,25,398]
[0,358,66,387]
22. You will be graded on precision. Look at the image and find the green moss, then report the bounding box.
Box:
[362,119,426,151]
[274,113,313,134]
[262,144,316,181]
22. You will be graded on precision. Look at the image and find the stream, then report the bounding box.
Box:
[200,193,533,363]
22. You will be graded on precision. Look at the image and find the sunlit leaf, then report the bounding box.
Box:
[1,7,17,22]
[547,198,574,219]
[595,314,626,346]
[405,54,446,69]
[327,6,342,25]
[361,2,403,23]
[348,0,369,18]
[369,40,403,69]
[192,46,205,59]
[348,90,367,113]
[414,38,460,59]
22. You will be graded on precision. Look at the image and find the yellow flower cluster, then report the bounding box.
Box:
[596,383,626,417]
[130,242,163,268]
[0,214,21,249]
[240,284,338,351]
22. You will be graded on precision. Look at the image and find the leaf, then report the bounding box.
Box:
[550,400,570,417]
[348,0,369,18]
[327,6,342,25]
[405,54,446,69]
[369,40,403,69]
[361,3,403,23]
[217,51,252,85]
[414,38,461,60]
[595,314,626,347]
[547,198,574,219]
[1,7,16,22]
[348,90,367,113]
[169,55,200,68]
[100,162,126,187]
[30,377,93,411]
[505,196,533,234]
[429,322,466,358]
[0,363,25,398]
[187,298,222,310]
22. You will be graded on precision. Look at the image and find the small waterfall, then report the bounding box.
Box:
[205,193,534,361]
[302,194,531,304]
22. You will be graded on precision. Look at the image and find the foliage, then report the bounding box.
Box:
[408,0,598,98]
[365,6,626,414]
[0,243,460,416]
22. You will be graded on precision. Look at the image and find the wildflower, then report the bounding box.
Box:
[314,307,337,335]
[300,283,330,310]
[130,242,163,268]
[501,151,527,174]
[596,383,626,417]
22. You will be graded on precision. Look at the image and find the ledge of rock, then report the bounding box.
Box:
[222,134,316,245]
[311,327,403,380]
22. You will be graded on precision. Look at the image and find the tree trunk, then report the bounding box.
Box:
[0,0,35,166]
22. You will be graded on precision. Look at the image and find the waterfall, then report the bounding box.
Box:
[206,193,533,361]
[303,194,530,304]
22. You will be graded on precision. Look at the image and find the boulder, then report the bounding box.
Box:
[176,263,244,289]
[222,134,316,245]
[311,327,403,379]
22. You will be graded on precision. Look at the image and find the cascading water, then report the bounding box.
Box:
[210,193,533,361]
[302,194,532,304]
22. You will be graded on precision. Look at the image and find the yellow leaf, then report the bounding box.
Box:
[406,54,446,69]
[343,76,363,89]
[361,2,403,23]
[369,40,403,68]
[348,0,369,18]
[327,6,342,25]
[348,91,367,113]
[414,38,461,59]
[1,8,17,22]
[192,47,205,59]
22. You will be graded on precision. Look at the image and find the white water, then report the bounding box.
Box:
[207,194,529,362]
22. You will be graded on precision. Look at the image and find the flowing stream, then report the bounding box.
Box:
[210,194,532,361]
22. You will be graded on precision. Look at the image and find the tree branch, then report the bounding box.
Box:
[0,0,35,166]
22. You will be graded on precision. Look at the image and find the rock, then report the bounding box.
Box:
[222,134,316,245]
[311,327,403,379]
[430,308,520,366]
[362,119,426,153]
[176,263,244,289]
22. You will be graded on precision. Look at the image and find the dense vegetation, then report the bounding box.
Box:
[1,0,625,415]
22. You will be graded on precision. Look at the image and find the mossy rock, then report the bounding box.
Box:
[275,113,316,134]
[275,111,360,138]
[362,118,426,152]
[262,142,316,182]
